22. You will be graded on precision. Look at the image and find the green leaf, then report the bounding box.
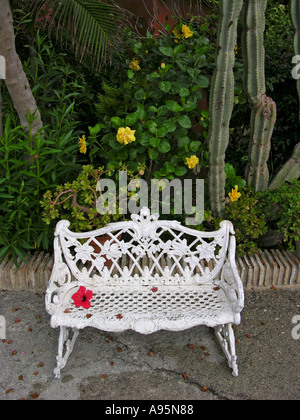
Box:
[166,100,184,112]
[157,105,169,116]
[109,137,124,150]
[190,141,201,152]
[149,137,160,148]
[134,89,145,101]
[88,123,105,135]
[146,71,160,81]
[146,120,158,134]
[196,75,209,88]
[148,106,158,113]
[0,193,14,199]
[183,102,197,112]
[33,0,127,70]
[158,46,174,57]
[139,131,152,146]
[0,245,10,260]
[187,69,209,88]
[129,148,138,160]
[187,68,200,79]
[174,44,185,55]
[180,88,190,98]
[159,81,172,93]
[127,69,134,79]
[157,126,169,137]
[162,119,177,133]
[149,148,159,160]
[175,166,187,176]
[126,112,139,126]
[201,109,209,118]
[133,41,142,54]
[178,115,191,129]
[111,116,123,127]
[165,162,175,173]
[158,139,171,153]
[177,136,190,149]
[136,103,146,120]
[225,163,236,178]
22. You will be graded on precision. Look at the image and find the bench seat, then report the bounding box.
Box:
[50,284,236,333]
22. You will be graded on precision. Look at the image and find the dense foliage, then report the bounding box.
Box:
[0,1,299,264]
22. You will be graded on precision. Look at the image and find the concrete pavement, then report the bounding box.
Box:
[0,288,299,400]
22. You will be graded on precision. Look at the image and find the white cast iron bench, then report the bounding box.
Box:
[46,207,244,378]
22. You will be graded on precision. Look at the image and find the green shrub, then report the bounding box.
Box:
[0,113,81,264]
[41,164,140,232]
[0,33,87,264]
[85,23,214,180]
[259,181,300,252]
[225,189,268,256]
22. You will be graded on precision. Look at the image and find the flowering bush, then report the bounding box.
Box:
[86,22,213,181]
[225,189,268,256]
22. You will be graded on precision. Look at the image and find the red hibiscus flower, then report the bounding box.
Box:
[71,286,93,309]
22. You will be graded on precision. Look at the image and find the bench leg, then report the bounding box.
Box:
[214,323,239,377]
[54,326,79,379]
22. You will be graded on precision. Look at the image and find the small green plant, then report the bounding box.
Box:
[223,181,300,256]
[259,180,300,252]
[41,164,140,232]
[225,163,246,193]
[225,188,268,256]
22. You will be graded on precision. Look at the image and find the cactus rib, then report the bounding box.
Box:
[243,0,277,191]
[245,94,277,191]
[208,0,243,218]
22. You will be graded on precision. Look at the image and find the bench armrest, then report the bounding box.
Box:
[45,236,73,316]
[220,235,244,318]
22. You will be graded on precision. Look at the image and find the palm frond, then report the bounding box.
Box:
[31,0,129,70]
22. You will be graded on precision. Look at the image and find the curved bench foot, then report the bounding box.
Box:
[214,323,239,377]
[54,326,79,379]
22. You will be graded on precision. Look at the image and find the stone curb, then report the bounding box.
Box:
[0,250,299,291]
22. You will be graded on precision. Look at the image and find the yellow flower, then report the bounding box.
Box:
[172,27,182,40]
[185,155,199,169]
[116,127,136,145]
[229,185,241,202]
[78,135,87,154]
[181,24,193,39]
[161,62,166,69]
[129,59,141,71]
[234,44,238,55]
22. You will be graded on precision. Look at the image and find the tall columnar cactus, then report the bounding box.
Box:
[245,94,277,191]
[208,0,244,218]
[243,0,277,192]
[291,0,300,121]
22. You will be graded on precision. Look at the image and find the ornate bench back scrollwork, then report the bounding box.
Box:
[50,208,233,292]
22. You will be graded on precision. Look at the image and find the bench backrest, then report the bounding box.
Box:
[54,207,234,287]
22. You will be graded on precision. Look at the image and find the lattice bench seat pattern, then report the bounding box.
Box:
[46,207,244,378]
